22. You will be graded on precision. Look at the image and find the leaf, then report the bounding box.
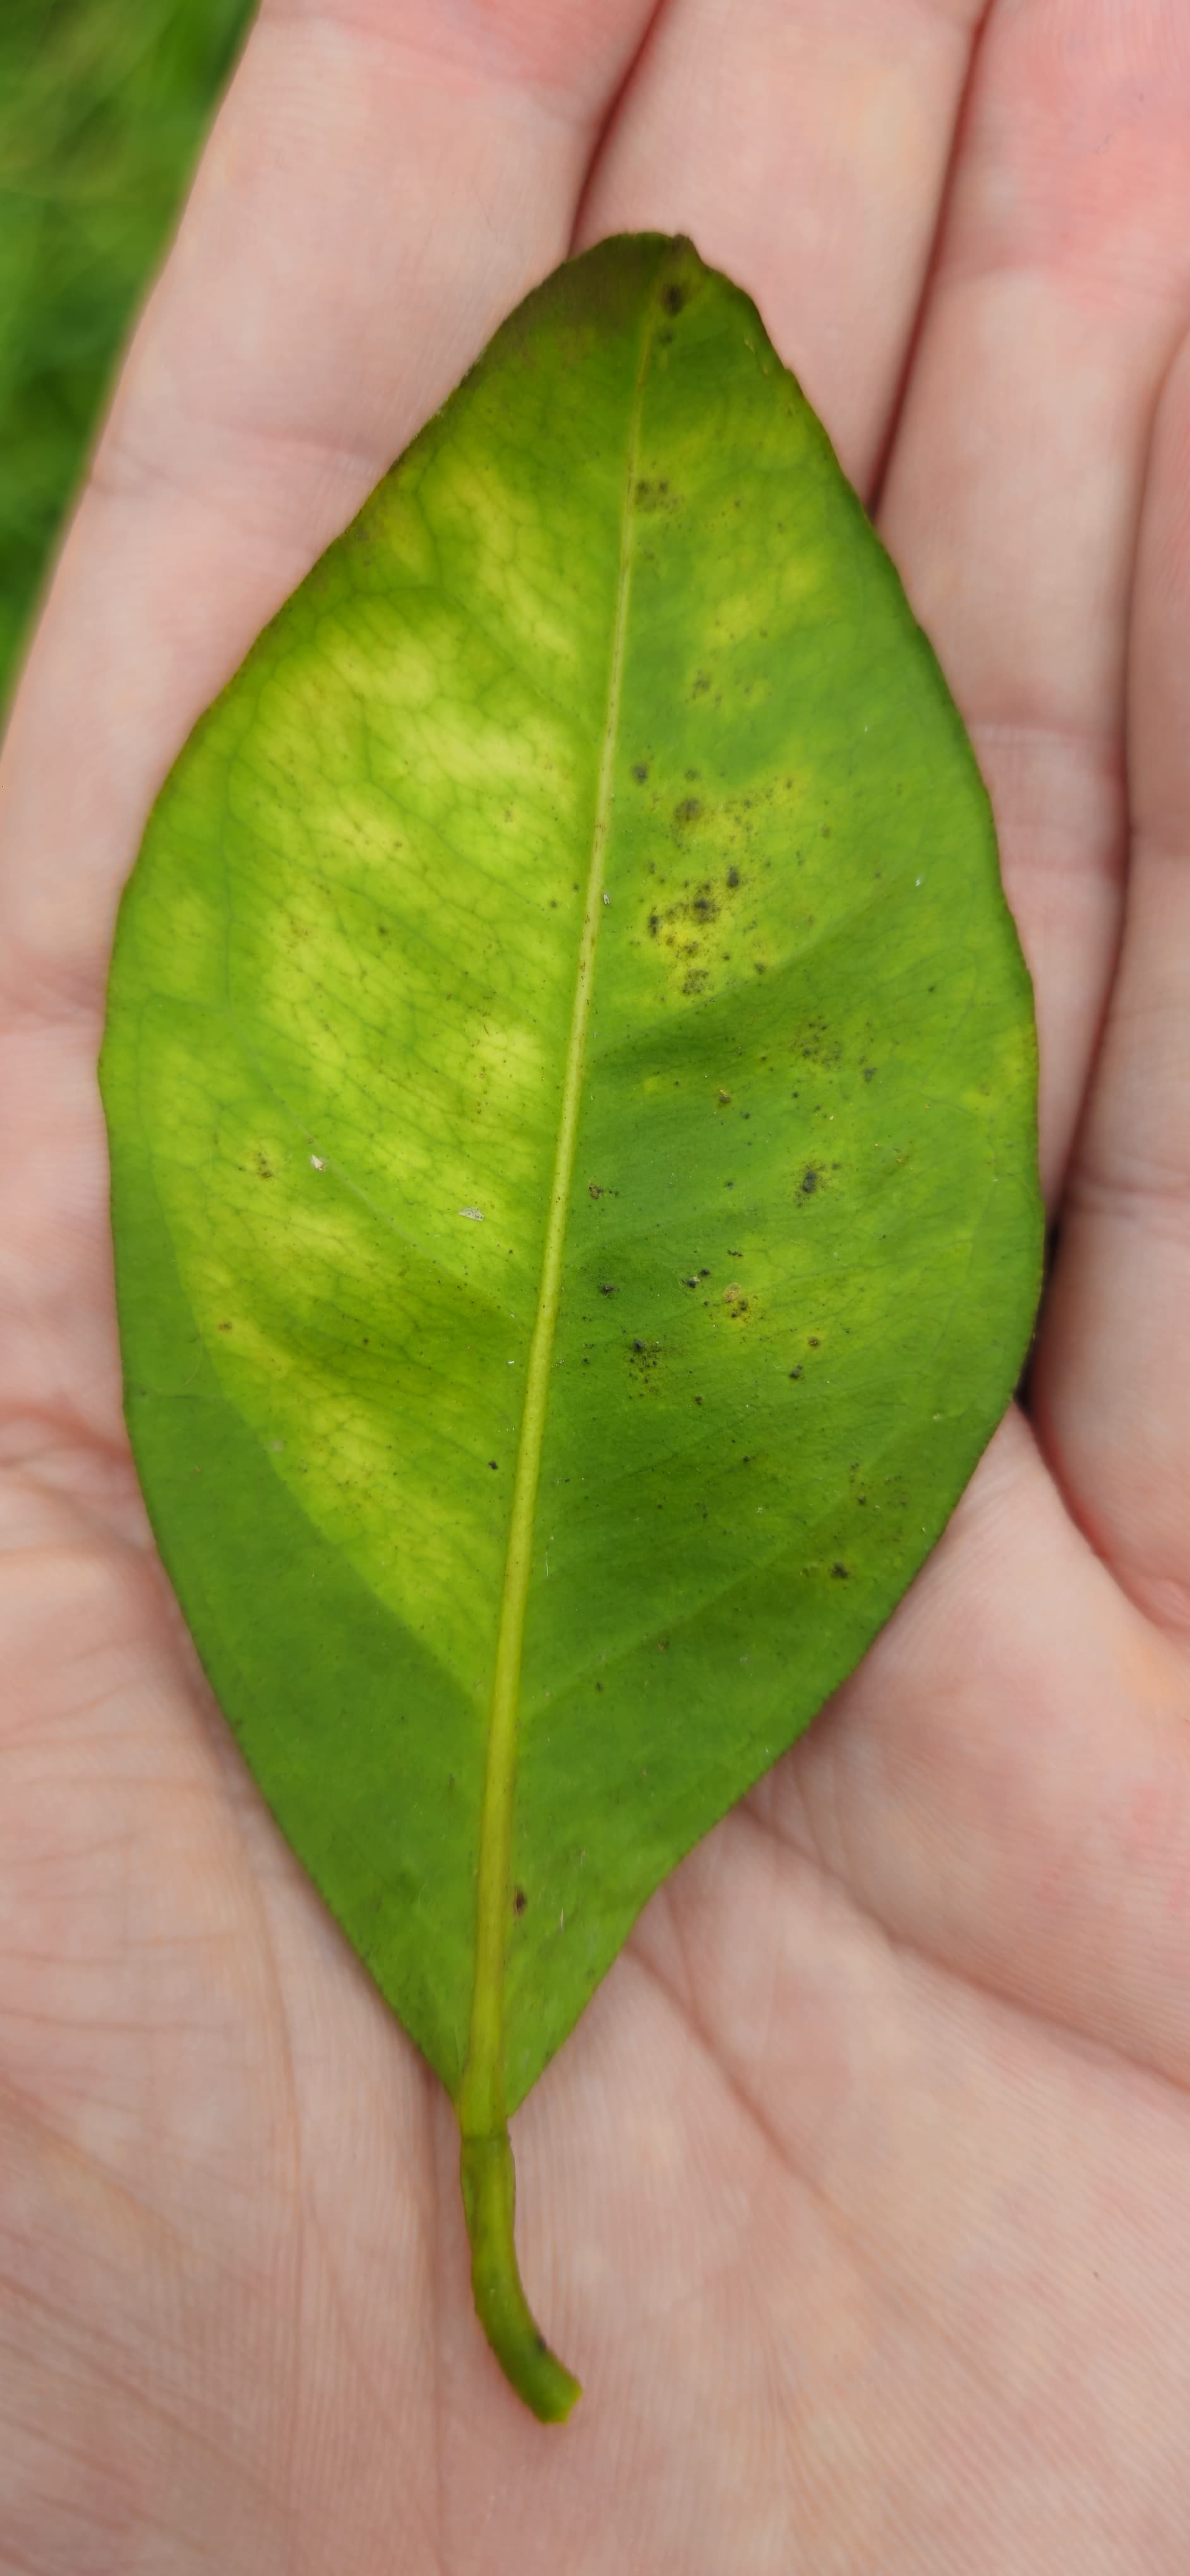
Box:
[100,234,1042,2421]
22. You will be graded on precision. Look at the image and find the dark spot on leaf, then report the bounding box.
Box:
[217,1321,232,1332]
[831,1564,850,1580]
[647,912,660,935]
[662,283,685,314]
[726,866,740,888]
[489,1460,498,1470]
[808,1336,820,1347]
[632,761,649,783]
[588,1181,603,1198]
[863,1066,876,1082]
[790,1366,803,1380]
[683,1276,699,1288]
[513,1888,527,1915]
[800,1169,819,1195]
[675,797,702,824]
[599,1282,616,1295]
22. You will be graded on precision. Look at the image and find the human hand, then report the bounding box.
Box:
[3,3,1190,2567]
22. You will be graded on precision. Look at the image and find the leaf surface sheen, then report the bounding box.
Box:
[101,235,1042,2419]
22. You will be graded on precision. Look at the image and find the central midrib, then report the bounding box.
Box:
[458,308,655,2140]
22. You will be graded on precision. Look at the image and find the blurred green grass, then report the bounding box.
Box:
[0,0,256,710]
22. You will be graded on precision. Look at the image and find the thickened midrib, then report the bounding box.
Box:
[458,316,654,2140]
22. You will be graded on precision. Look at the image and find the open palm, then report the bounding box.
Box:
[4,3,1190,2566]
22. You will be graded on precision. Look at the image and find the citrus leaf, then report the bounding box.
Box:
[100,234,1042,2421]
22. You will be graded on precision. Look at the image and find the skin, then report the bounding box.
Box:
[2,0,1190,2563]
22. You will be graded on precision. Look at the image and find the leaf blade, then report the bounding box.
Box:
[101,232,1043,2414]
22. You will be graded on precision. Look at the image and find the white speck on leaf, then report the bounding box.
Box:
[310,1154,325,1171]
[602,891,610,905]
[460,1206,483,1221]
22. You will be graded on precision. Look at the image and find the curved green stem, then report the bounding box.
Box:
[460,2128,582,2423]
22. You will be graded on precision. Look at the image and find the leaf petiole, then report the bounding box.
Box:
[460,2129,582,2423]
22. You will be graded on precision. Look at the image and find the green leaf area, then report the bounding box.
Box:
[101,234,1042,2419]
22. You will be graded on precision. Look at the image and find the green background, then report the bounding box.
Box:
[0,0,254,712]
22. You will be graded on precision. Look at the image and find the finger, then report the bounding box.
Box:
[0,0,657,1452]
[1032,325,1190,1637]
[876,0,1190,1202]
[576,0,989,492]
[0,0,658,1000]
